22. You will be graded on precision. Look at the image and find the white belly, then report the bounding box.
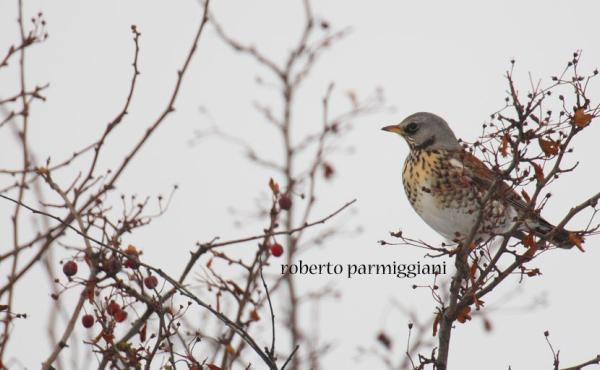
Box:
[414,191,479,241]
[413,192,518,243]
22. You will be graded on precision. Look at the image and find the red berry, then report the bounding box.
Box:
[270,243,284,257]
[62,261,78,277]
[81,314,94,328]
[114,309,128,323]
[278,195,292,211]
[144,276,158,289]
[107,301,120,316]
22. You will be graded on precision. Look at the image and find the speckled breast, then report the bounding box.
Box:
[401,149,514,242]
[402,150,476,211]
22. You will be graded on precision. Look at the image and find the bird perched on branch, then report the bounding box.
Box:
[382,112,578,249]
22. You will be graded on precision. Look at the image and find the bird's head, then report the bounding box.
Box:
[382,112,461,151]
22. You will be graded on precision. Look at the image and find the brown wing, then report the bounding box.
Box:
[450,151,528,212]
[451,151,576,248]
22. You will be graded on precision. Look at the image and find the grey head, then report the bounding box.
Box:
[382,112,461,151]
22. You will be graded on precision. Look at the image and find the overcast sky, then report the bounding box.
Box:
[1,0,600,369]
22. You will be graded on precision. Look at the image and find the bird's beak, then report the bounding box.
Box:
[381,125,403,135]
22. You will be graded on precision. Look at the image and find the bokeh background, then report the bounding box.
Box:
[1,0,599,369]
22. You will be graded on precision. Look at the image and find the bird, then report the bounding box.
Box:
[382,112,578,249]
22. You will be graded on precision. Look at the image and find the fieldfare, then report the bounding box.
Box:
[382,112,575,248]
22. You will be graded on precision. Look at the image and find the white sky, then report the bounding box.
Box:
[1,0,600,369]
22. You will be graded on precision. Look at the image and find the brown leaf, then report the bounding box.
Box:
[523,233,539,260]
[125,244,143,256]
[568,232,585,252]
[125,244,139,256]
[469,258,478,280]
[500,134,509,157]
[250,309,260,322]
[531,162,544,183]
[268,178,280,194]
[456,306,472,324]
[207,365,224,370]
[522,233,536,249]
[526,268,542,277]
[538,138,559,156]
[572,108,593,128]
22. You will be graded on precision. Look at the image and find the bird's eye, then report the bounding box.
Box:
[405,122,419,134]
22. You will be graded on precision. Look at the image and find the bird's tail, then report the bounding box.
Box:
[526,217,584,250]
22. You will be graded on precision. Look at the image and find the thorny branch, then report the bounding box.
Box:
[0,0,320,368]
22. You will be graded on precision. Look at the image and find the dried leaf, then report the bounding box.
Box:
[250,309,260,322]
[522,233,536,249]
[526,268,542,277]
[531,162,544,183]
[376,332,392,349]
[207,365,224,370]
[523,233,539,259]
[572,108,593,128]
[469,258,478,280]
[568,232,585,252]
[500,134,509,157]
[538,138,559,156]
[268,178,280,194]
[456,306,472,323]
[125,244,139,255]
